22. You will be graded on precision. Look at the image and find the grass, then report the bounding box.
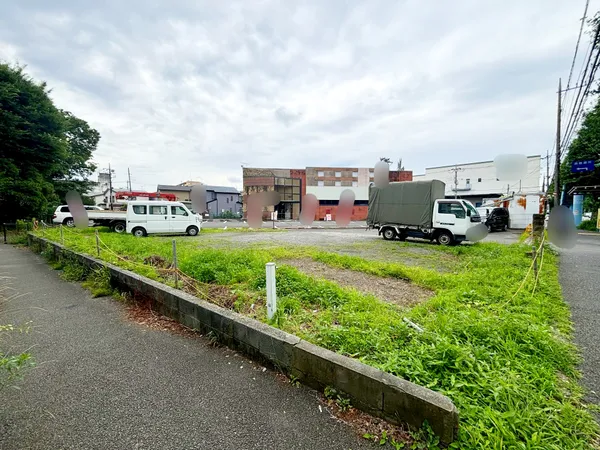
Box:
[31,227,599,449]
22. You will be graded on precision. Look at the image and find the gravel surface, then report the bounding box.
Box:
[559,232,600,406]
[283,259,433,307]
[0,244,375,450]
[201,228,522,247]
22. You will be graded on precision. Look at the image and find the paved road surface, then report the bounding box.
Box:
[0,244,374,450]
[559,232,600,406]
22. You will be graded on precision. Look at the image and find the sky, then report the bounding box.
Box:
[1,0,597,192]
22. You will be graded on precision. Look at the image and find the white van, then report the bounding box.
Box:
[126,201,202,237]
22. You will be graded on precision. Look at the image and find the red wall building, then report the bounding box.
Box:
[242,167,413,221]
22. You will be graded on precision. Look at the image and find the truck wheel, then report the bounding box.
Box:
[436,231,454,246]
[186,226,199,236]
[112,222,126,234]
[132,227,147,238]
[64,218,75,227]
[382,228,396,240]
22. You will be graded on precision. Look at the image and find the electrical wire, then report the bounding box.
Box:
[566,0,590,92]
[561,24,600,153]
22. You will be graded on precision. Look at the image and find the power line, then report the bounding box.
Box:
[562,44,600,152]
[565,0,590,91]
[561,21,600,152]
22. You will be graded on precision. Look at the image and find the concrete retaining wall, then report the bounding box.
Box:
[28,234,459,443]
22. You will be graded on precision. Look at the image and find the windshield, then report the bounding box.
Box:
[463,201,480,217]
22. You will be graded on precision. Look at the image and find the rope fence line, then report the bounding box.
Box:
[37,228,215,302]
[531,245,546,296]
[503,234,546,306]
[93,233,216,303]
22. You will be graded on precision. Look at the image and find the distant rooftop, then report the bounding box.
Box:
[157,184,240,194]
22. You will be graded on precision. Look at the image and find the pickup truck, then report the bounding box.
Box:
[52,205,128,233]
[367,180,482,245]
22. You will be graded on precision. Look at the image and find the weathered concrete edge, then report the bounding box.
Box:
[28,234,459,443]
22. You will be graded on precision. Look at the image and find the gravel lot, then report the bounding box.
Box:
[201,228,522,247]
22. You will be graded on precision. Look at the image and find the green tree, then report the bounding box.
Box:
[560,96,600,217]
[51,110,99,202]
[0,63,99,221]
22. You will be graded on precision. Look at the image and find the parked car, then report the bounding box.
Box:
[126,201,202,237]
[52,205,103,227]
[485,207,510,232]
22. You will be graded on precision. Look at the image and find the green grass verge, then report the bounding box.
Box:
[32,228,599,449]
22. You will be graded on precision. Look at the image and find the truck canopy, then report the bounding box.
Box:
[367,180,446,228]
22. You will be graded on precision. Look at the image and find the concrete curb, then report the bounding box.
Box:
[28,234,459,443]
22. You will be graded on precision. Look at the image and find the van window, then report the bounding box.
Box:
[132,205,147,215]
[150,206,168,215]
[60,206,70,213]
[171,206,188,216]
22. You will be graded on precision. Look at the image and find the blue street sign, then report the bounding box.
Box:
[571,159,596,173]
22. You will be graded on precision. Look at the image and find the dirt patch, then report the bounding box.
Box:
[143,255,170,268]
[283,259,433,307]
[124,293,198,336]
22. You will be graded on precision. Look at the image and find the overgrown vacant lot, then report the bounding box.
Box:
[35,227,599,449]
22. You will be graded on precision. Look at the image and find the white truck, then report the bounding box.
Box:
[126,200,202,237]
[367,180,482,245]
[52,205,128,233]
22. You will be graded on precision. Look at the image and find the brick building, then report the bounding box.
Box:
[242,166,412,221]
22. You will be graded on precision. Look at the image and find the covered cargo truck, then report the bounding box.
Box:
[367,180,482,245]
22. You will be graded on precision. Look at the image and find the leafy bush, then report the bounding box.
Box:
[214,211,242,219]
[577,219,598,231]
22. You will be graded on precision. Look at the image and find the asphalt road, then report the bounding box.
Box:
[559,232,600,405]
[0,244,374,450]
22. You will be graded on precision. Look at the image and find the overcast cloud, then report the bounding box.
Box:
[0,0,595,191]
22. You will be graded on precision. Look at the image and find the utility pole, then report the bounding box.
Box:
[127,167,132,191]
[546,151,550,195]
[554,78,561,207]
[449,165,463,199]
[108,163,114,211]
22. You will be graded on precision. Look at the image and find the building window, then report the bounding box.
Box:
[227,198,229,204]
[335,181,341,187]
[478,178,482,182]
[231,195,233,201]
[335,171,341,177]
[352,181,358,187]
[352,171,358,177]
[317,171,324,177]
[369,171,374,177]
[318,181,324,187]
[466,178,471,185]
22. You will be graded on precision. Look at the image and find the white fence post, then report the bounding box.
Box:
[266,262,277,319]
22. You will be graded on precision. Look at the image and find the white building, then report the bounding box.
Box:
[413,155,542,208]
[87,173,120,207]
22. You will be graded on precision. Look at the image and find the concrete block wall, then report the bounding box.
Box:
[28,235,459,443]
